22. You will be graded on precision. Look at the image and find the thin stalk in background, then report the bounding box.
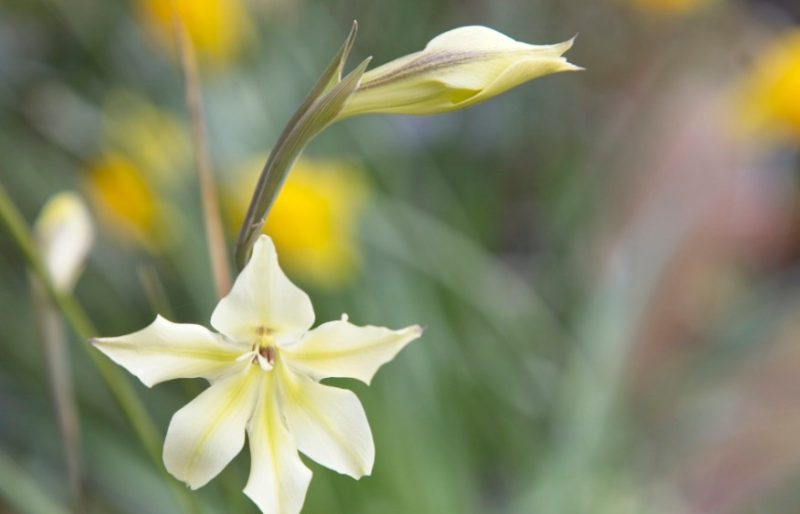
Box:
[175,20,231,298]
[137,264,175,319]
[0,180,202,514]
[30,281,85,513]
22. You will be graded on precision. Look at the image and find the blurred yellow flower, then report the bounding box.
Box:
[137,0,251,64]
[84,152,174,251]
[733,31,800,142]
[626,0,712,16]
[83,92,187,251]
[227,158,368,288]
[102,90,190,186]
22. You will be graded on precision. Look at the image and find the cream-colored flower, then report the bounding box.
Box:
[336,25,580,118]
[92,235,421,514]
[34,192,94,292]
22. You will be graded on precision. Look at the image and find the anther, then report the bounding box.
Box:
[259,345,276,365]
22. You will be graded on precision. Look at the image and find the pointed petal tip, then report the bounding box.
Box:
[253,233,275,248]
[552,34,579,55]
[354,465,373,480]
[407,324,425,337]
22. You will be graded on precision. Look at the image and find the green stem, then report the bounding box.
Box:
[233,22,369,269]
[0,181,202,514]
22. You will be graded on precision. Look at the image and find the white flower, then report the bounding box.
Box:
[92,235,422,514]
[34,191,94,292]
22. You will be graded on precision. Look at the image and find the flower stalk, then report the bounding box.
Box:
[176,19,232,297]
[29,192,93,513]
[234,22,370,269]
[0,180,202,514]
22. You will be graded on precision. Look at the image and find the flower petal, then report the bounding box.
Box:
[211,235,314,342]
[244,374,312,514]
[281,320,422,384]
[278,366,374,478]
[339,26,579,117]
[34,191,93,292]
[92,315,247,387]
[163,365,260,489]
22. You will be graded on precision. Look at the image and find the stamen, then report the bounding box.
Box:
[259,345,276,365]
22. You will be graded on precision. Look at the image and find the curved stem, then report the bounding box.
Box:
[234,22,368,269]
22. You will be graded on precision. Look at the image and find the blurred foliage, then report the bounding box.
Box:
[1,0,800,513]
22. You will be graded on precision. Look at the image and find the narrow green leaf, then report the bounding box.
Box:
[0,450,71,514]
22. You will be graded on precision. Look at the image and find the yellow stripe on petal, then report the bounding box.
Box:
[281,320,422,385]
[277,365,374,478]
[92,315,248,387]
[163,365,260,489]
[244,373,312,514]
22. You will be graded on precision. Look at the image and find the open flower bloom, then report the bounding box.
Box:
[34,191,94,292]
[92,235,422,514]
[336,25,580,119]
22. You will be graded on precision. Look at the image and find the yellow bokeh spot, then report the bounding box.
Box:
[84,152,169,251]
[732,31,800,142]
[138,0,250,64]
[84,91,188,252]
[227,158,368,288]
[626,0,712,16]
[102,90,189,185]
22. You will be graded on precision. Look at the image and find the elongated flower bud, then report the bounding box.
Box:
[34,192,93,292]
[337,25,581,119]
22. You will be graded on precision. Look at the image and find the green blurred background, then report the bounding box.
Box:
[2,0,800,513]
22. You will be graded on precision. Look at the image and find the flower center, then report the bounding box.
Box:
[258,344,276,365]
[251,326,277,369]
